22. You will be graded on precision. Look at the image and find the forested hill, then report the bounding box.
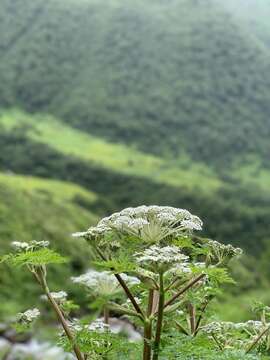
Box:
[1,0,270,257]
[1,0,270,167]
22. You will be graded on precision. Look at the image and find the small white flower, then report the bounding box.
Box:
[88,319,110,332]
[168,262,192,276]
[18,308,40,324]
[181,217,202,231]
[11,240,50,252]
[11,241,29,251]
[69,318,110,334]
[41,291,67,304]
[135,245,188,273]
[73,205,202,244]
[119,273,141,286]
[201,322,223,334]
[31,240,50,249]
[207,240,243,261]
[68,319,83,332]
[71,269,140,296]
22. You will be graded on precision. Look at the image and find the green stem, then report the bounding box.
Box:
[165,277,187,292]
[95,246,144,317]
[153,273,165,360]
[36,268,84,360]
[194,297,213,336]
[114,273,144,316]
[246,325,270,354]
[188,303,196,335]
[174,320,189,336]
[163,274,205,310]
[104,306,109,324]
[212,333,223,351]
[143,289,154,360]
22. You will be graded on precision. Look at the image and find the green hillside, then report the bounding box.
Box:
[0,0,270,292]
[1,109,270,256]
[1,0,270,168]
[0,109,220,192]
[0,172,98,317]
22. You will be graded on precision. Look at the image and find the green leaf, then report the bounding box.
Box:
[204,267,235,286]
[94,256,136,273]
[8,248,69,267]
[0,254,13,264]
[173,237,195,249]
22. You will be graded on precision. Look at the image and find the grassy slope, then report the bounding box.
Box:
[0,171,98,250]
[2,108,270,194]
[0,172,98,317]
[0,109,220,192]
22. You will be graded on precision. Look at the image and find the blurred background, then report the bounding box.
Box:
[1,0,270,333]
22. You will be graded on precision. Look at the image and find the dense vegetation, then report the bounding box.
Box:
[2,207,270,359]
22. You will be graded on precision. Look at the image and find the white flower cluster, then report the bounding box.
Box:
[207,240,243,261]
[69,319,109,333]
[88,318,110,332]
[18,308,40,324]
[201,321,223,334]
[71,269,140,296]
[41,291,68,304]
[168,262,192,276]
[245,320,266,331]
[73,205,202,243]
[12,240,50,252]
[202,320,266,335]
[134,245,188,273]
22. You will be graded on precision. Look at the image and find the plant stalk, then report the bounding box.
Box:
[212,333,223,351]
[194,297,213,336]
[37,268,84,360]
[188,303,196,335]
[95,246,144,316]
[114,273,144,316]
[143,289,154,360]
[153,273,165,360]
[246,325,270,354]
[163,274,205,310]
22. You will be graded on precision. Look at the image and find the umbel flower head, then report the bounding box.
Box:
[73,205,202,245]
[69,318,110,333]
[41,291,68,304]
[201,320,266,335]
[71,269,140,297]
[17,308,40,324]
[134,245,189,273]
[12,240,50,252]
[206,240,243,264]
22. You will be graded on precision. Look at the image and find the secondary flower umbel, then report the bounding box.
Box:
[17,308,40,324]
[71,269,140,297]
[73,205,202,244]
[41,291,68,304]
[134,245,189,273]
[12,240,50,252]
